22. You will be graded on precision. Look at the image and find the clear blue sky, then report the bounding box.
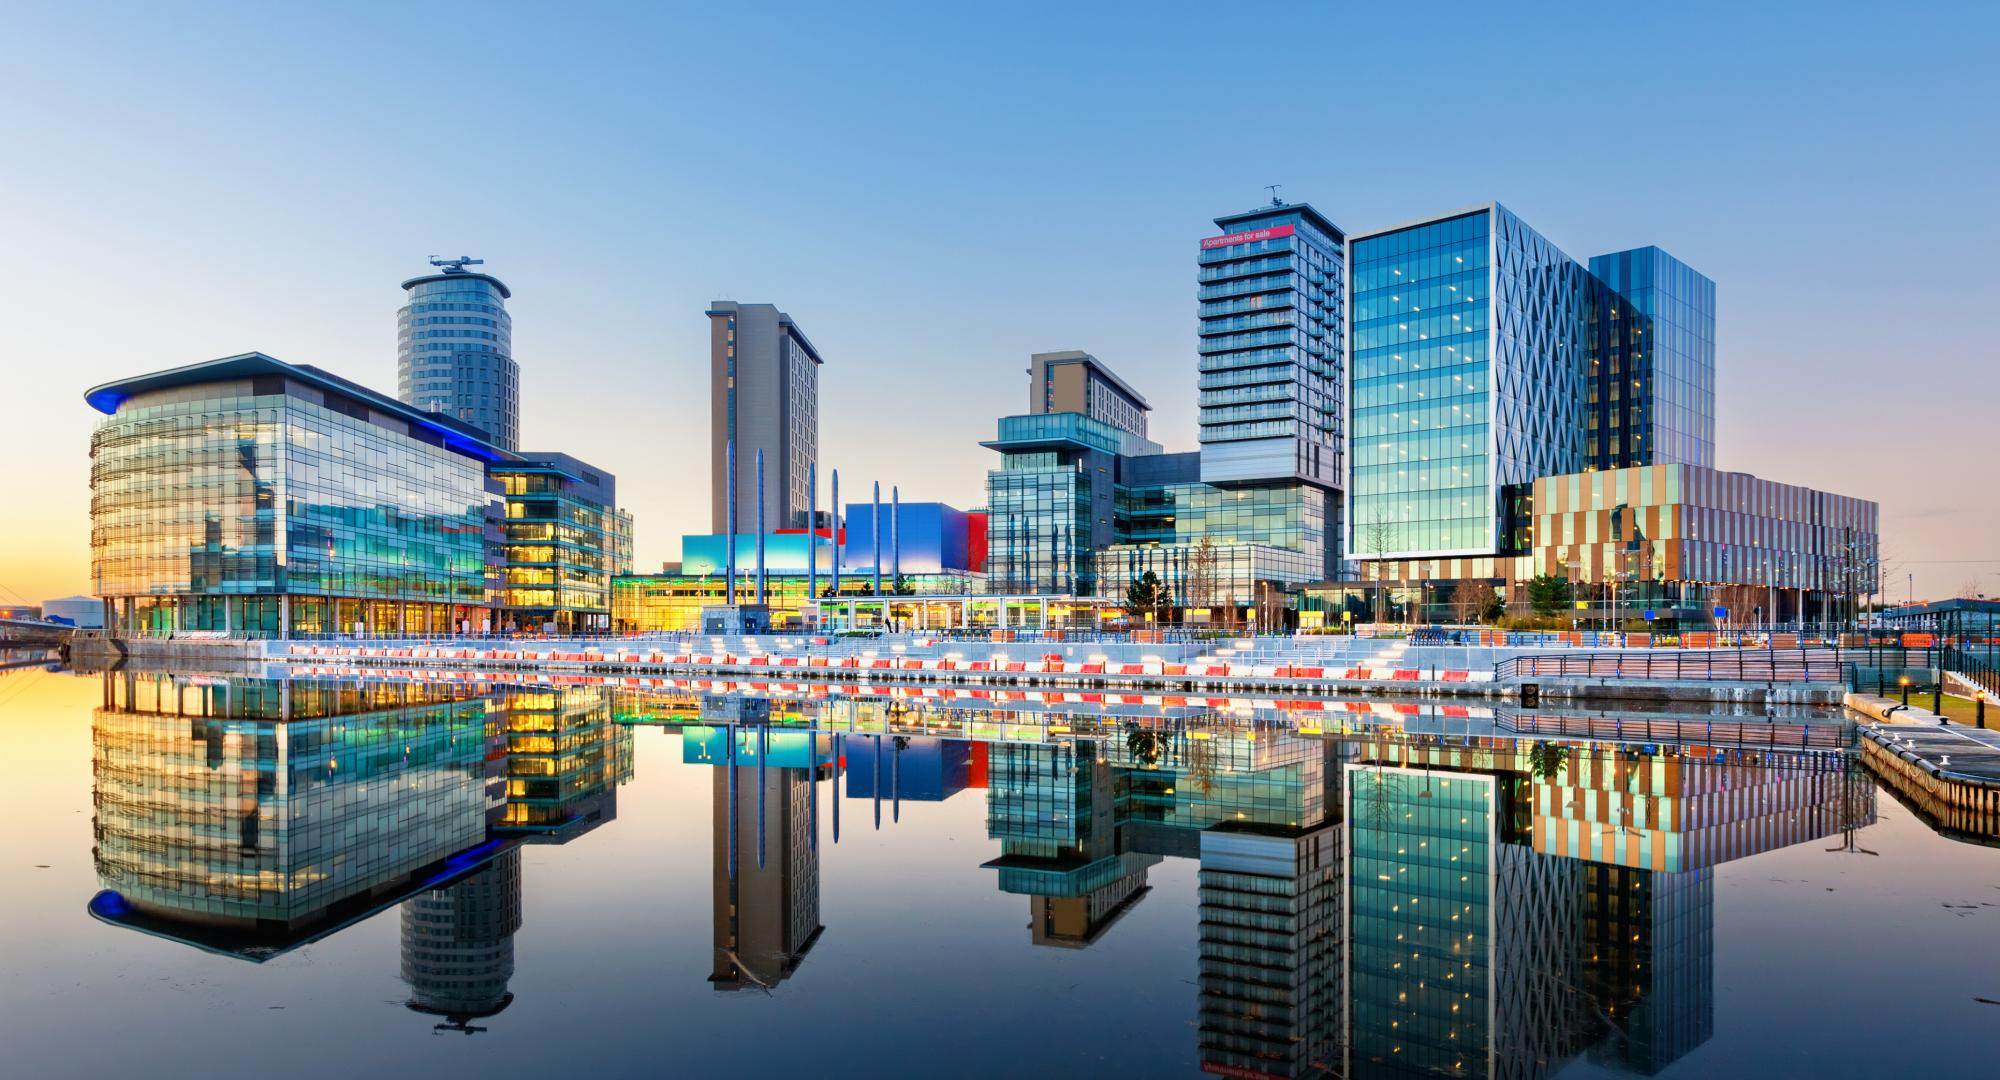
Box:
[2,1,1995,603]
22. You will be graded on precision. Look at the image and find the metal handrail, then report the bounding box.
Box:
[1495,647,1844,683]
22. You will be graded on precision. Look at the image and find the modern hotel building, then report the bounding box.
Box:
[1030,350,1151,437]
[709,301,822,533]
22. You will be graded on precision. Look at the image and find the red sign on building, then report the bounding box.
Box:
[1200,223,1296,250]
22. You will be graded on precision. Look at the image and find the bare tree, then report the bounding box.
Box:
[1254,581,1285,634]
[1449,578,1485,624]
[1184,537,1218,628]
[1873,544,1905,611]
[1364,506,1401,625]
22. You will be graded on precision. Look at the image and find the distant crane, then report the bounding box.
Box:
[429,255,485,273]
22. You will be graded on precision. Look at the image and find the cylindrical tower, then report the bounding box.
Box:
[398,259,518,450]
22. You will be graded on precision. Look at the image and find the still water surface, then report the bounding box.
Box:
[2,667,1997,1079]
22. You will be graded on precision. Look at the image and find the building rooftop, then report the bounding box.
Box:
[501,451,617,500]
[982,412,1163,458]
[706,301,824,366]
[399,270,512,298]
[1031,350,1151,410]
[84,352,518,464]
[1212,200,1346,243]
[1346,201,1500,243]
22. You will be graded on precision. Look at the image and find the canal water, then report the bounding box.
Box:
[2,667,1997,1078]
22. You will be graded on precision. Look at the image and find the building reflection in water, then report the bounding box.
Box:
[1338,735,1869,1080]
[87,673,632,1035]
[396,686,629,1029]
[778,691,1869,1079]
[984,741,1158,947]
[401,848,523,1033]
[89,672,1876,1065]
[496,686,633,836]
[684,696,828,990]
[88,671,506,954]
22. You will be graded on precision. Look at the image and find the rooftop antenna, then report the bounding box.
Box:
[429,255,485,273]
[1265,184,1283,206]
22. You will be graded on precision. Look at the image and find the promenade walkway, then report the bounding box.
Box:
[1851,693,2000,842]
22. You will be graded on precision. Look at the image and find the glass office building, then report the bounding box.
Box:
[399,263,519,451]
[984,336,1337,608]
[1348,204,1589,564]
[1587,247,1716,470]
[1099,478,1330,609]
[1347,205,1728,580]
[1198,201,1347,488]
[491,452,620,633]
[983,412,1160,595]
[87,353,511,637]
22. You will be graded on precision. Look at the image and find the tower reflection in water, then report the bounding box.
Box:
[399,685,633,1031]
[87,673,631,1034]
[662,690,1867,1079]
[683,695,828,990]
[88,672,1875,1070]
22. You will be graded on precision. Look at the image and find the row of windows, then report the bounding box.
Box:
[1351,306,1487,351]
[404,329,504,342]
[403,301,506,317]
[408,341,506,353]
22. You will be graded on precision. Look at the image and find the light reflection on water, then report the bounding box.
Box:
[1,667,1997,1079]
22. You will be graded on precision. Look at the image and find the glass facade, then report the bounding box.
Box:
[981,412,1154,595]
[1349,205,1588,563]
[492,455,620,633]
[983,404,1339,600]
[91,672,500,930]
[1349,206,1726,578]
[1099,481,1329,606]
[610,571,980,632]
[1118,479,1328,551]
[1198,202,1346,487]
[1587,247,1716,470]
[1345,765,1498,1076]
[492,687,633,832]
[986,466,1094,594]
[88,358,506,638]
[398,271,519,451]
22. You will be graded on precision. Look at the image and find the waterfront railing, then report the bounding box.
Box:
[1495,648,1845,683]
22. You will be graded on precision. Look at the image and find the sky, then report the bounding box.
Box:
[2,1,1995,607]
